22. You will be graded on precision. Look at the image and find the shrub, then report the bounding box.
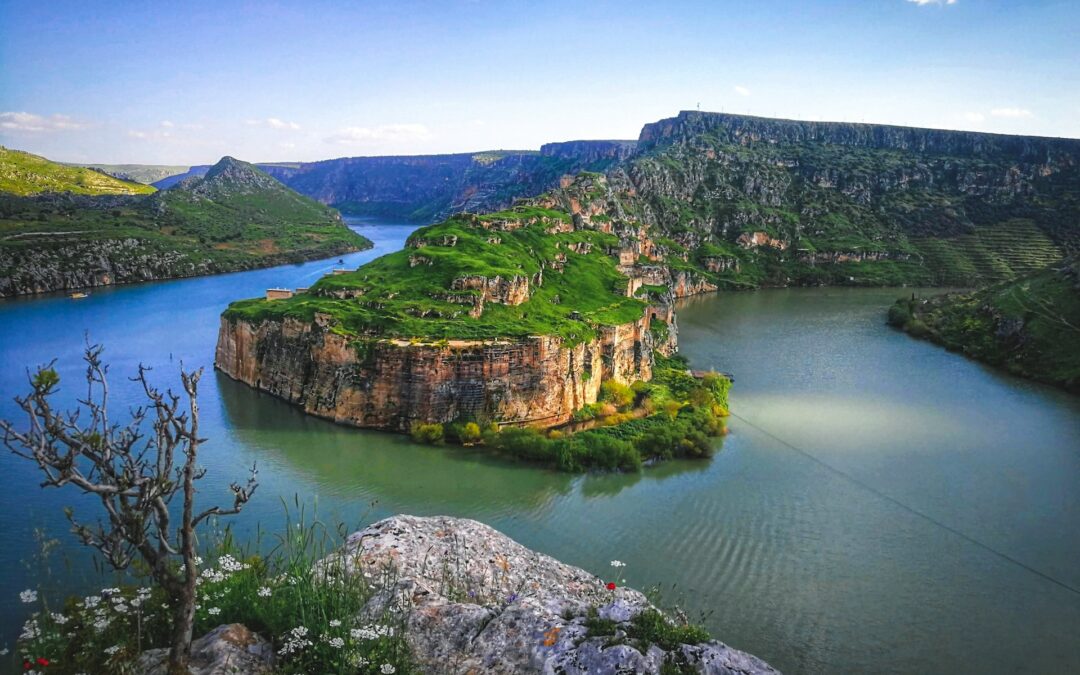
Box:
[490,427,553,462]
[600,380,635,409]
[410,422,445,444]
[459,422,482,445]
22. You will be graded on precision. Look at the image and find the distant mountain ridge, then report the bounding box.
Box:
[66,162,190,185]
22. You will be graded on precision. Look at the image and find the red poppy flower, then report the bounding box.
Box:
[23,661,32,671]
[36,657,50,666]
[606,582,616,591]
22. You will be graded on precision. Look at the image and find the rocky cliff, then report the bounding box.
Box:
[215,314,654,431]
[255,140,636,223]
[621,111,1080,288]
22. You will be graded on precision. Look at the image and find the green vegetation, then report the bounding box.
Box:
[888,260,1080,391]
[629,120,1080,288]
[1,155,371,294]
[585,606,710,673]
[409,355,732,472]
[14,508,415,674]
[224,206,643,345]
[1,146,155,195]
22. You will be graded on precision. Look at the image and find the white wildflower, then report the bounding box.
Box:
[104,644,121,655]
[610,560,626,568]
[329,619,341,627]
[257,586,272,597]
[0,647,8,656]
[50,612,69,625]
[19,589,38,603]
[327,636,345,649]
[381,664,396,674]
[208,607,221,616]
[84,595,102,608]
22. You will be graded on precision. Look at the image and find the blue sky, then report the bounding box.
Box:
[1,0,1077,164]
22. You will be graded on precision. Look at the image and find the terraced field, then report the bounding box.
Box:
[912,220,1065,286]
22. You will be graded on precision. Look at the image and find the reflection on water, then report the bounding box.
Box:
[3,228,1080,674]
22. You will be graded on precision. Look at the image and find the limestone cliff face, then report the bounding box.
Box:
[215,314,655,431]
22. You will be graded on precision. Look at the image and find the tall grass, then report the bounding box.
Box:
[11,499,414,674]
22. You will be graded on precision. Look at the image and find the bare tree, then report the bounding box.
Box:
[0,344,257,674]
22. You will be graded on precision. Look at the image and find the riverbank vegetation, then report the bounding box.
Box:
[408,354,732,472]
[888,259,1080,392]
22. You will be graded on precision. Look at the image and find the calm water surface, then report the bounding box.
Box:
[1,219,1079,673]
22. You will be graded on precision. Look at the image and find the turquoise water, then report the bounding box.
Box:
[1,221,1079,673]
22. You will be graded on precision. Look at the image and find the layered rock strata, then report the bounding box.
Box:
[215,314,655,431]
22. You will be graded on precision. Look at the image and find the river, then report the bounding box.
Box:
[1,218,1078,673]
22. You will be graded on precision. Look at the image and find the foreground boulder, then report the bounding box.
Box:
[138,623,275,675]
[328,515,779,674]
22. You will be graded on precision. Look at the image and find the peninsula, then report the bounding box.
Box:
[0,151,371,296]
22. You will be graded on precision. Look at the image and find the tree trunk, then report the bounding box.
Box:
[168,591,195,674]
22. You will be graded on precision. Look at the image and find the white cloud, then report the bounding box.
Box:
[325,123,432,146]
[0,111,88,132]
[905,0,957,5]
[246,117,301,130]
[161,120,174,128]
[963,112,985,123]
[734,85,751,97]
[990,107,1033,118]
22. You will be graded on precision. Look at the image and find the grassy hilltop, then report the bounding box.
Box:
[225,204,644,345]
[0,146,156,196]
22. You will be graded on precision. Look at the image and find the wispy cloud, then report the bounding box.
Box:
[0,111,88,132]
[990,107,1033,118]
[734,85,751,97]
[245,117,301,130]
[161,120,174,128]
[905,0,957,5]
[963,112,985,123]
[325,123,432,146]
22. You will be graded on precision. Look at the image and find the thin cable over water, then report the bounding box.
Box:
[728,409,1080,599]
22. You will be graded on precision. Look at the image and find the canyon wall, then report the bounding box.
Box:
[215,313,656,431]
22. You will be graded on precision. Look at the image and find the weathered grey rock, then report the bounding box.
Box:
[322,515,779,675]
[138,623,274,675]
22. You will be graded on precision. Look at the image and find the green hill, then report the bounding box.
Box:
[65,162,190,185]
[887,260,1080,391]
[0,155,371,296]
[0,146,156,196]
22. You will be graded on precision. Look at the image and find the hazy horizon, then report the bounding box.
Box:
[3,0,1078,165]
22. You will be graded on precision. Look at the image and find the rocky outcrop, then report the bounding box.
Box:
[329,515,779,675]
[215,314,656,431]
[138,624,275,675]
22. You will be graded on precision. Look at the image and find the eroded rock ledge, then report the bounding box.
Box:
[336,515,779,674]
